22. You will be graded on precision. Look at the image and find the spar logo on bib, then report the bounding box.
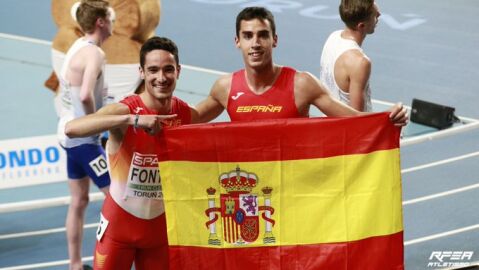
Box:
[125,152,163,199]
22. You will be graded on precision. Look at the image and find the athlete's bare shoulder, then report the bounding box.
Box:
[340,49,370,71]
[210,73,233,104]
[294,70,328,99]
[212,73,233,93]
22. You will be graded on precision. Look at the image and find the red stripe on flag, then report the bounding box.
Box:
[159,113,400,162]
[168,231,404,270]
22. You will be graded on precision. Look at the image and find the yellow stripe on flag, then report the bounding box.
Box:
[160,149,402,248]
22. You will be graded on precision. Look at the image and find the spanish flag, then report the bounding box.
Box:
[158,113,404,270]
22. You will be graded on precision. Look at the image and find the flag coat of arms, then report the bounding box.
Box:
[158,113,404,270]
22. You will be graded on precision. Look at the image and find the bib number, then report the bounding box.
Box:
[89,155,108,177]
[96,213,109,242]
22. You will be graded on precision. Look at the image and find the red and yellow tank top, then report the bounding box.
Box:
[108,95,191,219]
[226,66,302,121]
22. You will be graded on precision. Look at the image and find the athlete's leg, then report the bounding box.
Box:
[81,144,110,195]
[94,234,135,270]
[93,195,136,270]
[134,213,169,270]
[134,244,169,270]
[65,144,103,270]
[66,176,90,270]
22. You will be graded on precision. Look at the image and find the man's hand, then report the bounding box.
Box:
[136,114,177,135]
[388,103,408,127]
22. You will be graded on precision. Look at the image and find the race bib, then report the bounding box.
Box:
[96,213,109,242]
[89,154,109,177]
[124,152,163,200]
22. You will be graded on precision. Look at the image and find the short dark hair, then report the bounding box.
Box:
[140,36,179,68]
[339,0,375,29]
[236,7,276,37]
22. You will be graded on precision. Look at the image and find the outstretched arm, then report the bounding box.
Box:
[192,96,225,123]
[191,75,231,123]
[297,71,408,126]
[296,71,364,117]
[65,103,177,138]
[65,103,132,139]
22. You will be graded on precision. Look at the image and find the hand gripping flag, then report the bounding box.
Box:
[158,113,404,270]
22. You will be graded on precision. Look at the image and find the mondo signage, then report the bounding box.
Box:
[0,135,67,189]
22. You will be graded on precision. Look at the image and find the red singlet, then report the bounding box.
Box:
[226,66,302,121]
